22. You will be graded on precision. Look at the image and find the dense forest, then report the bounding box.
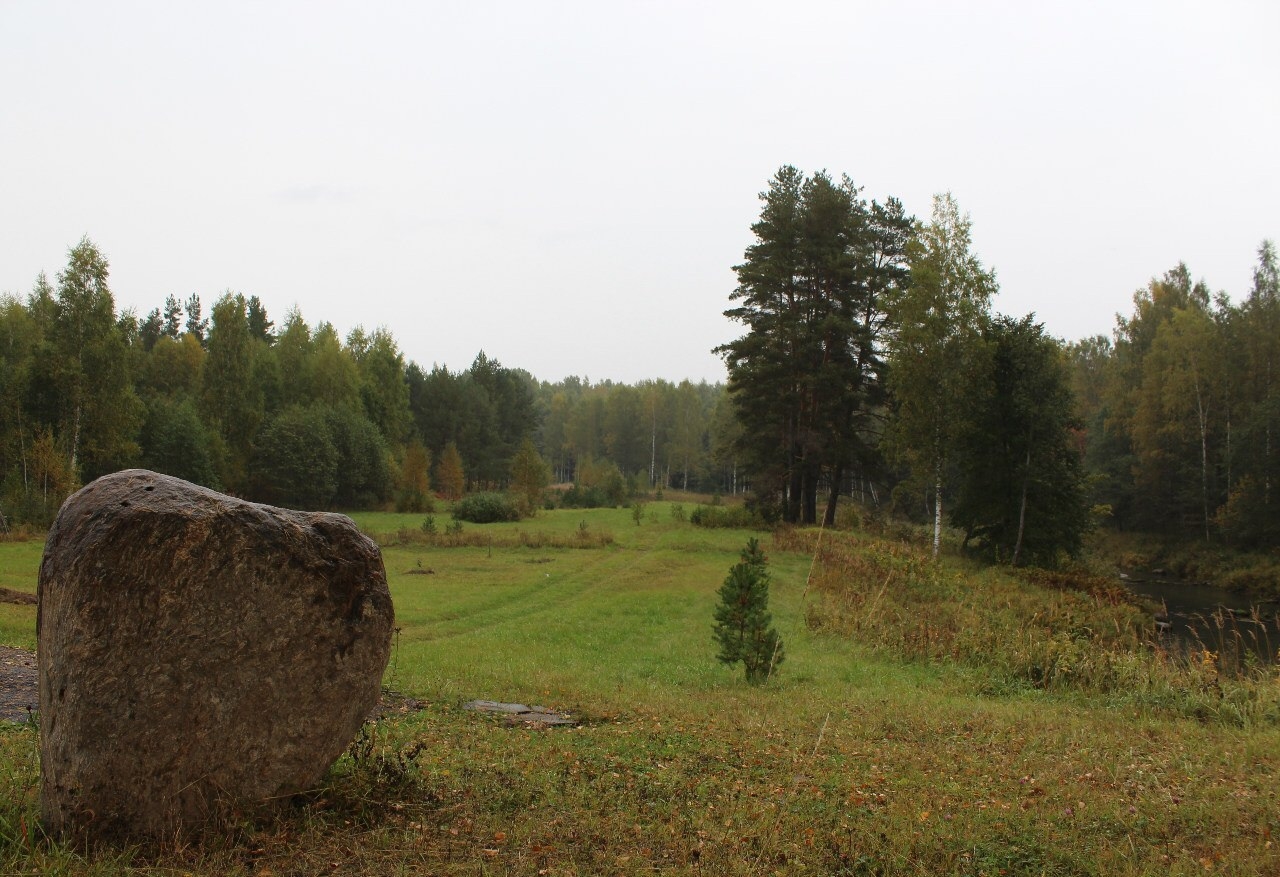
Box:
[1,168,1276,562]
[0,238,731,525]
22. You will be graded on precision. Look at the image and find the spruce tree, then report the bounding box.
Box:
[712,538,783,684]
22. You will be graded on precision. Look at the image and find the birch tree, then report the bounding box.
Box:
[887,194,994,557]
[49,238,142,480]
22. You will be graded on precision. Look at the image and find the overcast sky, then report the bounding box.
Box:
[3,2,1276,384]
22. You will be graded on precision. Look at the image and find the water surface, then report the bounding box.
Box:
[1119,571,1279,666]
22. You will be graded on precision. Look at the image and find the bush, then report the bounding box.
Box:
[560,484,611,509]
[395,488,436,514]
[713,538,784,684]
[451,492,521,524]
[690,504,768,529]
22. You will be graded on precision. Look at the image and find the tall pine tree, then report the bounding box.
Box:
[718,167,910,524]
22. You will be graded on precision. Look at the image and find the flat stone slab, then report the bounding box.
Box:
[463,699,577,727]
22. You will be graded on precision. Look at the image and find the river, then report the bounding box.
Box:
[1119,571,1280,667]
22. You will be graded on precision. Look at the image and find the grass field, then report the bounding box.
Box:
[1,505,1278,875]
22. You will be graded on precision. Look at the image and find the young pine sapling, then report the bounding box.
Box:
[712,538,784,683]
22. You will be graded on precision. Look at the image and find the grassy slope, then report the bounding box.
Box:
[1,507,1277,875]
[0,539,40,651]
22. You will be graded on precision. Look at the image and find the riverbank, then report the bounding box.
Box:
[1088,530,1280,598]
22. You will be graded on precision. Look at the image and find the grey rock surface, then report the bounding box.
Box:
[38,469,394,843]
[463,699,577,727]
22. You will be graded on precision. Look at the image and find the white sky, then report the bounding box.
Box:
[3,1,1277,384]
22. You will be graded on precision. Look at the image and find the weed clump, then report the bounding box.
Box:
[805,531,1280,726]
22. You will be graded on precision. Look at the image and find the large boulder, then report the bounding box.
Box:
[38,469,394,843]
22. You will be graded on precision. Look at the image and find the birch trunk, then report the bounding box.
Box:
[1194,369,1210,542]
[1012,445,1032,567]
[932,458,943,560]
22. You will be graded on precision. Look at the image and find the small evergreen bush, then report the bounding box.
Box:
[712,538,784,684]
[451,492,521,523]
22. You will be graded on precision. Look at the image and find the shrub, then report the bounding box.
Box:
[713,538,784,684]
[690,504,768,529]
[560,484,610,508]
[395,488,435,514]
[451,492,520,524]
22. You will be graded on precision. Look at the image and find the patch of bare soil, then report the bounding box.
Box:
[0,587,36,605]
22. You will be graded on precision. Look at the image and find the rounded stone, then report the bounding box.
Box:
[38,469,394,843]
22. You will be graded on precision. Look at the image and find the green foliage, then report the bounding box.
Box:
[887,193,995,557]
[689,503,767,529]
[950,316,1091,566]
[558,484,611,508]
[348,326,411,444]
[408,354,538,489]
[450,491,521,524]
[435,442,465,500]
[44,238,144,481]
[509,438,550,516]
[394,440,433,513]
[202,293,264,492]
[575,457,628,506]
[251,405,339,510]
[1066,243,1280,547]
[139,395,221,488]
[712,537,783,683]
[718,167,913,524]
[323,405,392,508]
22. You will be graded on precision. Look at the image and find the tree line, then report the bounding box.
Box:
[0,241,734,526]
[3,176,1274,565]
[719,166,1274,563]
[1067,245,1279,549]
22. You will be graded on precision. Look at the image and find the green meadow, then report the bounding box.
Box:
[1,505,1278,875]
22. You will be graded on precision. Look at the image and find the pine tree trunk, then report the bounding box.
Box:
[806,465,819,525]
[824,464,843,526]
